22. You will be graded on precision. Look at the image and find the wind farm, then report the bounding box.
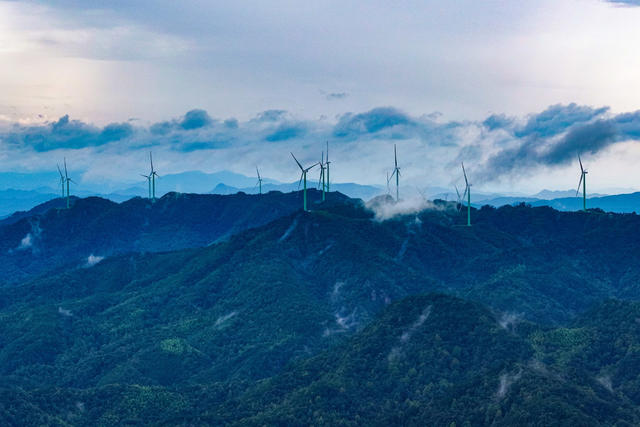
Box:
[3,1,640,424]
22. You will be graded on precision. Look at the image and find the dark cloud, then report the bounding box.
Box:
[265,123,307,142]
[180,109,212,130]
[333,107,414,138]
[3,115,133,152]
[477,105,640,181]
[482,114,514,131]
[514,103,609,138]
[150,109,213,134]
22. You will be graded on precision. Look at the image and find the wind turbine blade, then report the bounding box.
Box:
[297,173,303,190]
[461,162,468,186]
[455,185,461,201]
[394,144,398,168]
[389,169,397,180]
[305,162,319,172]
[290,152,303,170]
[150,152,154,171]
[321,151,324,165]
[326,141,329,162]
[578,156,584,173]
[64,158,68,178]
[256,167,261,180]
[576,173,583,197]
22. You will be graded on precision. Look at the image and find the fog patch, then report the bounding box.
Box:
[18,233,33,250]
[323,308,359,336]
[84,254,104,267]
[496,370,521,399]
[388,305,432,361]
[498,312,523,331]
[11,219,42,254]
[367,196,448,221]
[331,281,345,303]
[279,217,298,242]
[215,311,237,328]
[58,306,73,317]
[597,374,614,392]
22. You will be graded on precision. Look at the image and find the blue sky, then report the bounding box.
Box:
[1,0,640,193]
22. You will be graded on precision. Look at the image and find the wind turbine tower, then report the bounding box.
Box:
[577,156,588,212]
[141,173,152,199]
[318,151,327,201]
[325,141,331,193]
[461,162,472,227]
[389,144,400,202]
[57,164,65,198]
[256,167,263,195]
[291,152,318,212]
[149,152,159,202]
[63,158,75,209]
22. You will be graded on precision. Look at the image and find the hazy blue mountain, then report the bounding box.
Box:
[211,181,383,200]
[0,189,61,218]
[476,191,640,213]
[530,192,640,213]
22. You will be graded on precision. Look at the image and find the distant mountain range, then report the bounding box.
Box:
[211,181,383,200]
[0,170,382,217]
[475,191,640,213]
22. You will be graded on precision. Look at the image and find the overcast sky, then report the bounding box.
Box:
[2,0,640,193]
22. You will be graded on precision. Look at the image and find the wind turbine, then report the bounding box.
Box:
[63,158,75,209]
[461,162,472,226]
[56,164,65,198]
[140,173,152,199]
[318,151,327,201]
[291,152,318,212]
[576,156,588,212]
[386,171,391,195]
[149,152,159,201]
[325,141,331,193]
[389,144,400,202]
[256,167,263,195]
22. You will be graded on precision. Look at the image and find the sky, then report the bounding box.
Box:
[1,0,640,194]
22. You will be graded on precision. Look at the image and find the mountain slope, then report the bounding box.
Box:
[213,295,640,426]
[3,199,640,395]
[4,296,640,426]
[0,189,348,283]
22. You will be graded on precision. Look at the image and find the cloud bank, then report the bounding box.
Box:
[2,103,640,190]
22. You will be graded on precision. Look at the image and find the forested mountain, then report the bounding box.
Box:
[0,190,346,283]
[1,195,640,424]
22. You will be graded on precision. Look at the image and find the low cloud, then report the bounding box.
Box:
[366,195,450,221]
[3,103,640,190]
[84,254,104,267]
[18,233,33,250]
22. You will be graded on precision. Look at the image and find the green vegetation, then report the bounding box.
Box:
[1,198,640,424]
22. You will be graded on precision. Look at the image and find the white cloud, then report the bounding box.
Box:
[84,254,104,267]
